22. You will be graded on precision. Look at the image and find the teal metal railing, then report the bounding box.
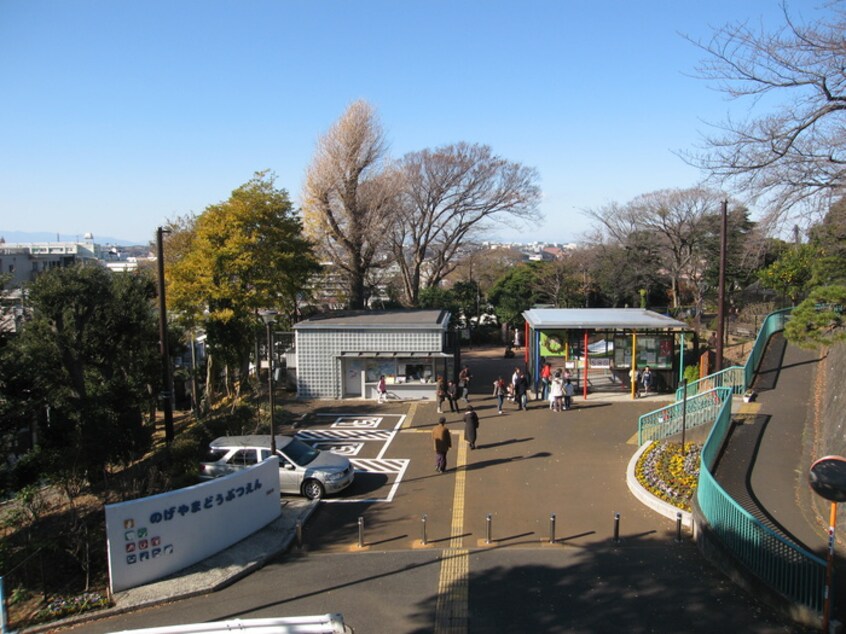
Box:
[697,381,826,613]
[675,366,745,400]
[639,307,826,614]
[637,387,731,445]
[675,307,794,401]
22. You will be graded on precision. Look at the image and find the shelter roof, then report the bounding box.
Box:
[294,309,450,330]
[523,308,688,331]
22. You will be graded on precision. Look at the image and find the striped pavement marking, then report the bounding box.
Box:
[350,458,409,474]
[434,432,469,634]
[296,429,394,441]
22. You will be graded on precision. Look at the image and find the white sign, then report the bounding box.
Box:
[105,459,281,593]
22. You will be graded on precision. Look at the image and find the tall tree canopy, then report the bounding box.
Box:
[1,265,160,479]
[391,143,541,306]
[302,100,397,309]
[688,4,846,229]
[587,188,740,309]
[168,171,320,398]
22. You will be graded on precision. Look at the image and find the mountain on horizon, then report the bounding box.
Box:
[0,230,145,247]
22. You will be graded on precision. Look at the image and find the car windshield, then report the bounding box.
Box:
[280,438,319,466]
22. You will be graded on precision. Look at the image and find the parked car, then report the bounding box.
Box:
[200,435,354,500]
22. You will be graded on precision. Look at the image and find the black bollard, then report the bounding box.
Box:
[486,514,492,544]
[675,512,683,543]
[421,514,428,546]
[613,512,621,544]
[549,513,556,544]
[358,516,365,548]
[296,519,303,549]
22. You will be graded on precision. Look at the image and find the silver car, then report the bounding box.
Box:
[199,435,355,500]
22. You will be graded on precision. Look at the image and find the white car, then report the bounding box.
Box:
[200,435,354,500]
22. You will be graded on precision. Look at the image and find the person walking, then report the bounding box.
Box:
[538,362,552,401]
[514,369,529,411]
[493,376,507,414]
[550,370,564,412]
[458,365,472,403]
[436,375,447,413]
[564,378,575,411]
[463,405,479,450]
[376,375,388,403]
[446,379,459,413]
[432,416,452,473]
[641,366,654,395]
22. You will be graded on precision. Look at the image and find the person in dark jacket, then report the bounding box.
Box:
[432,416,452,473]
[446,380,459,412]
[514,370,529,410]
[463,405,479,449]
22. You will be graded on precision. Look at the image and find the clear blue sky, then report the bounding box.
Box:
[0,1,820,245]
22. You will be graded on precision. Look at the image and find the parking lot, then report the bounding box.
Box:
[292,348,680,555]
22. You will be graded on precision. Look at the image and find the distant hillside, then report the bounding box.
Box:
[0,230,145,247]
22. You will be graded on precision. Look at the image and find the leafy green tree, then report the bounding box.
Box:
[784,285,846,349]
[3,265,160,480]
[808,197,846,286]
[168,172,321,401]
[488,262,545,327]
[756,243,816,305]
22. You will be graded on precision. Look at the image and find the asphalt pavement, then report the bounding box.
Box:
[39,345,819,633]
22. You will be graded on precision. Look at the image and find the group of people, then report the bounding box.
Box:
[435,366,473,413]
[432,404,479,473]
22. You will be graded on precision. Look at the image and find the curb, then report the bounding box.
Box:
[626,440,693,530]
[20,500,319,633]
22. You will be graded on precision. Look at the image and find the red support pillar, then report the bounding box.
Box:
[583,330,589,399]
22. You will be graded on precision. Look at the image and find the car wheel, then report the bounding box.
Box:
[302,479,325,500]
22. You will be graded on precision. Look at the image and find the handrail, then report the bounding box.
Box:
[637,387,731,445]
[697,364,825,613]
[639,307,825,614]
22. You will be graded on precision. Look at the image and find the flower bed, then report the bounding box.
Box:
[635,441,701,512]
[33,591,111,623]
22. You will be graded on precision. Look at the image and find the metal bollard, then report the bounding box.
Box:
[485,514,493,544]
[675,511,683,543]
[296,519,303,549]
[357,516,365,548]
[421,514,428,546]
[613,512,621,543]
[549,513,556,544]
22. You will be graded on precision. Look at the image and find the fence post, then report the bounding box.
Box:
[0,575,7,634]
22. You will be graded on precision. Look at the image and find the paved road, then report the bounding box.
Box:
[73,348,810,633]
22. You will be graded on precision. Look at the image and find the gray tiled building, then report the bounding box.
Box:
[293,310,458,400]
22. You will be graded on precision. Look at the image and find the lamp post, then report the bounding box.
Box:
[156,226,174,445]
[259,310,278,453]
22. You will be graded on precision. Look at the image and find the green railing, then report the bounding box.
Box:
[637,387,731,445]
[675,366,745,400]
[675,307,794,401]
[697,381,826,613]
[640,307,826,614]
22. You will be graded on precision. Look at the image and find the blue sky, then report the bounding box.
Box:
[0,1,822,245]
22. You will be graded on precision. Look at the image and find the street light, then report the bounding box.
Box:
[156,226,174,445]
[259,310,278,453]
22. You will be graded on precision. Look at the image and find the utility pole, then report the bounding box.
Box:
[715,200,728,373]
[156,226,174,444]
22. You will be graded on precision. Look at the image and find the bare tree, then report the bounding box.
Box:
[686,4,846,229]
[391,143,542,306]
[302,100,399,309]
[587,188,727,308]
